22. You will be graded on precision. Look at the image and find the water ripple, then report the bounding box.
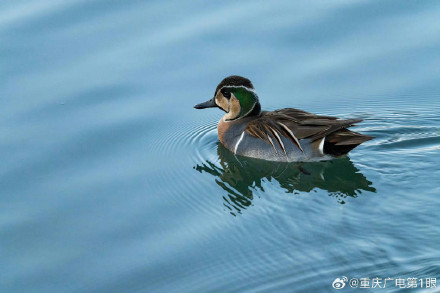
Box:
[153,115,219,165]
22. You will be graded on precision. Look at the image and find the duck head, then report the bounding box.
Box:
[194,75,261,121]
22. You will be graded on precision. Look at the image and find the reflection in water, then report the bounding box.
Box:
[195,143,375,215]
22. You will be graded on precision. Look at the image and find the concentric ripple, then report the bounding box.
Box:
[148,113,225,215]
[153,113,219,165]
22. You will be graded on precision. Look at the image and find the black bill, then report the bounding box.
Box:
[194,98,216,109]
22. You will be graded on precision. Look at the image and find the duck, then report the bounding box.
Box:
[194,75,373,162]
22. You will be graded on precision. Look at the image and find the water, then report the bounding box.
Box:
[1,1,440,292]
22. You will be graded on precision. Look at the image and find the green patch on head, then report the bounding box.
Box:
[228,87,259,117]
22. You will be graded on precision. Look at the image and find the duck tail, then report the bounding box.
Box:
[323,129,374,157]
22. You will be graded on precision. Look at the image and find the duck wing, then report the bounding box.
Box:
[245,108,373,155]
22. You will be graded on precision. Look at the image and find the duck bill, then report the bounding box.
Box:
[194,98,216,109]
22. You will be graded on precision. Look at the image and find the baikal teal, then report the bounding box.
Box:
[195,76,373,162]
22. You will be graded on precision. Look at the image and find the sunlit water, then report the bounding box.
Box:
[1,1,440,292]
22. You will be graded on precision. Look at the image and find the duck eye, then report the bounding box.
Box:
[222,90,231,99]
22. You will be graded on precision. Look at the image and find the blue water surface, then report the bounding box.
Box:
[1,1,440,292]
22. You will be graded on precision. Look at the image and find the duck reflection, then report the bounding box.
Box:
[194,143,375,215]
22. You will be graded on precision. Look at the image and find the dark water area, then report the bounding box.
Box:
[1,1,440,292]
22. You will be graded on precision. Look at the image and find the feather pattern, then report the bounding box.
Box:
[269,126,287,156]
[278,122,304,153]
[245,108,373,156]
[265,134,278,155]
